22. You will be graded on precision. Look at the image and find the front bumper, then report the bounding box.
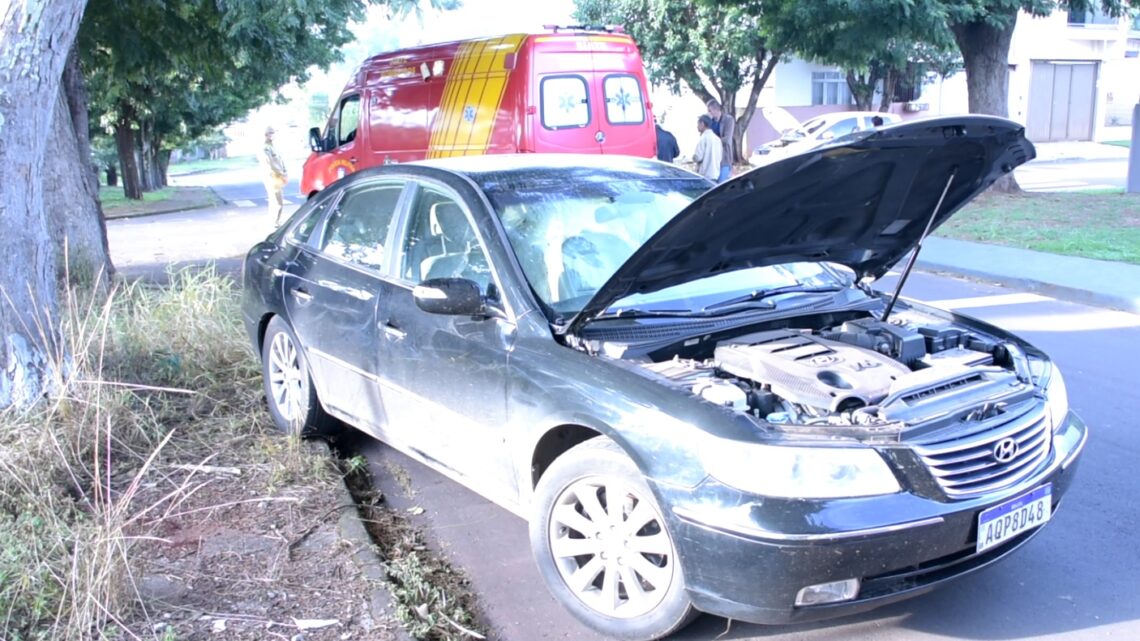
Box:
[658,411,1087,624]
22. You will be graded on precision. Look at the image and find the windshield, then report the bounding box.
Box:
[609,263,851,316]
[483,177,709,314]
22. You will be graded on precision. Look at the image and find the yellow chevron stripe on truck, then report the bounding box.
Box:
[427,34,525,158]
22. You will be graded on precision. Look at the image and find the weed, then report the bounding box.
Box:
[0,265,270,640]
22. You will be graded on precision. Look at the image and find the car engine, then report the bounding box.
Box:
[639,317,1030,428]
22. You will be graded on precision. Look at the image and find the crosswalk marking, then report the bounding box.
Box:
[232,197,301,208]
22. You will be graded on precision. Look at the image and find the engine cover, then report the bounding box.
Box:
[715,329,911,413]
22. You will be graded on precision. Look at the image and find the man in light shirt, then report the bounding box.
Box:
[693,115,722,182]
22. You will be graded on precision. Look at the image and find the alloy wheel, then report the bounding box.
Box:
[548,477,676,619]
[267,331,305,423]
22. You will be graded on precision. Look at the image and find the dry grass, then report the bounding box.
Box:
[0,266,280,640]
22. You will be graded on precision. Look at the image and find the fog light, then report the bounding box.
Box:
[794,578,860,606]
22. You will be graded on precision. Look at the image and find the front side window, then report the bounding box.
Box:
[603,74,646,125]
[399,188,492,292]
[541,75,590,129]
[320,182,404,271]
[337,94,361,146]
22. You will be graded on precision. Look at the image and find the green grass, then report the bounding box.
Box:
[98,185,176,206]
[938,189,1140,264]
[1103,140,1131,149]
[167,155,257,176]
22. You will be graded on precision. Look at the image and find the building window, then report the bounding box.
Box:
[811,71,852,106]
[1067,8,1118,26]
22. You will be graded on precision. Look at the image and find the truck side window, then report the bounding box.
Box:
[337,95,361,147]
[603,74,645,125]
[540,75,590,130]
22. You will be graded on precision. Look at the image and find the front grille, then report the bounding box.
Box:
[913,404,1051,497]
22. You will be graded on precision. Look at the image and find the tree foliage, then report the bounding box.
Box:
[764,0,958,110]
[574,0,782,163]
[80,0,437,198]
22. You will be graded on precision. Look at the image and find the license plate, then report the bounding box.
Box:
[976,484,1052,553]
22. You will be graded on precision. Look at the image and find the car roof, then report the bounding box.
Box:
[406,154,705,187]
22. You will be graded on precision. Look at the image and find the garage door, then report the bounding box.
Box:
[1026,61,1098,142]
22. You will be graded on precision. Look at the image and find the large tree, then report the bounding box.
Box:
[0,0,89,407]
[764,0,957,111]
[942,0,1139,189]
[81,0,436,199]
[575,0,782,163]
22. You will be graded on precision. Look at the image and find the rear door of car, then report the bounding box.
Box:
[282,177,409,432]
[373,177,518,497]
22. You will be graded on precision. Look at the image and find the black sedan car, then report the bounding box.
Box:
[242,116,1086,641]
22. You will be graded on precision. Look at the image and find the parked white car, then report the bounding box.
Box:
[750,107,901,167]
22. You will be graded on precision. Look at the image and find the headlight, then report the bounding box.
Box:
[701,439,900,499]
[1045,366,1069,432]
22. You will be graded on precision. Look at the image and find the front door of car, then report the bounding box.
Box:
[282,178,407,433]
[375,183,516,495]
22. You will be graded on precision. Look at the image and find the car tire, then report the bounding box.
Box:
[260,315,336,437]
[530,437,695,641]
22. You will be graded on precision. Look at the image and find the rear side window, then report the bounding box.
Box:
[603,74,645,125]
[540,75,590,129]
[320,182,404,271]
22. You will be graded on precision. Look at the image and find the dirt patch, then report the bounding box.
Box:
[337,449,488,641]
[119,425,405,641]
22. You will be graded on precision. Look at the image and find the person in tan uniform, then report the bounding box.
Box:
[260,126,288,226]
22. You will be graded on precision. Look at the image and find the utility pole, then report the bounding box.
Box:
[1129,99,1140,194]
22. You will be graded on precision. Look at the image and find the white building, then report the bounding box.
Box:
[742,8,1139,150]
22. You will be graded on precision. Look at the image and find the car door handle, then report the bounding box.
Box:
[380,322,406,341]
[290,287,313,304]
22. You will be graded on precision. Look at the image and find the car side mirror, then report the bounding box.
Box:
[819,131,835,141]
[413,278,485,316]
[308,127,325,152]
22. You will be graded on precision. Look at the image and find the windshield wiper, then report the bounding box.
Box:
[594,307,694,320]
[701,285,845,312]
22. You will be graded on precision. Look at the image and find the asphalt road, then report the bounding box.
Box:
[109,167,1140,640]
[1015,158,1128,192]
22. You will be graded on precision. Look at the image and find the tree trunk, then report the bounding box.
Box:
[114,110,143,200]
[0,0,89,408]
[846,71,877,111]
[46,91,115,289]
[139,118,162,191]
[734,51,780,164]
[880,68,898,112]
[157,148,171,187]
[951,10,1021,192]
[53,44,114,288]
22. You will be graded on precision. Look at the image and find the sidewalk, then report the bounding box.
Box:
[1030,140,1130,163]
[916,236,1140,314]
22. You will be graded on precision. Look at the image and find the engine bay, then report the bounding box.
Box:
[637,314,1032,428]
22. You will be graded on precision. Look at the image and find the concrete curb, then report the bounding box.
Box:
[103,195,223,221]
[916,259,1140,315]
[336,483,417,641]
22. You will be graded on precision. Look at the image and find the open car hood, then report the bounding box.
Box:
[762,105,803,137]
[568,116,1035,333]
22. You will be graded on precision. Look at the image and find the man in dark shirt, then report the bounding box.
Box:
[655,119,680,163]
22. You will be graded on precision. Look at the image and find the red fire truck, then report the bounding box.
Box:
[301,27,657,197]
